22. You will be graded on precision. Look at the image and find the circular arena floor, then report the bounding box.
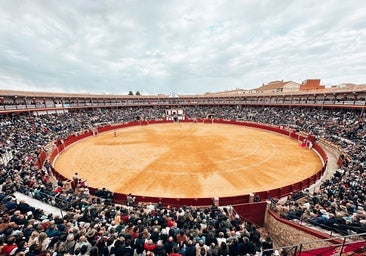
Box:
[53,123,322,198]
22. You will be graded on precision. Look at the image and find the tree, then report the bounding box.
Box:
[135,91,141,95]
[128,91,134,95]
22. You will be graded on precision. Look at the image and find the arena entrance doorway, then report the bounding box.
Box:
[165,108,185,122]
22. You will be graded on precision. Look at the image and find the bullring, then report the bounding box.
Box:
[1,89,366,254]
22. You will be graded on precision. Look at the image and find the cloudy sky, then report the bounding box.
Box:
[0,0,365,95]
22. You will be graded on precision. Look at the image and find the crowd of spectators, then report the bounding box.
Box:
[1,105,365,255]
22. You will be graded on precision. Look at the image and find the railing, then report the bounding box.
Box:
[263,233,366,256]
[14,185,73,212]
[268,196,366,254]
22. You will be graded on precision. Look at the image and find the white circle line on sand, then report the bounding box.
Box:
[155,138,260,165]
[61,125,280,176]
[96,128,278,175]
[121,141,277,175]
[114,125,262,165]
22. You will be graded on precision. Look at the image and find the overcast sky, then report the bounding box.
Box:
[0,0,365,95]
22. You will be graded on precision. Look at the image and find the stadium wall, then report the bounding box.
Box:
[265,210,341,250]
[265,211,366,255]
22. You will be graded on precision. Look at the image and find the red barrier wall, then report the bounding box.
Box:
[36,149,47,168]
[48,119,328,225]
[233,202,268,227]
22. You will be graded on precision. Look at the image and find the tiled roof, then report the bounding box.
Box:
[256,81,288,91]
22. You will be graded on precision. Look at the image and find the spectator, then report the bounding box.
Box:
[261,235,273,256]
[1,105,366,255]
[0,236,17,256]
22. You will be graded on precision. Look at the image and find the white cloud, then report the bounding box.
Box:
[0,0,365,95]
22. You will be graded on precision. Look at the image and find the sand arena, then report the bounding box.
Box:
[53,122,322,199]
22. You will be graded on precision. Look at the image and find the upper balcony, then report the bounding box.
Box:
[1,88,366,115]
